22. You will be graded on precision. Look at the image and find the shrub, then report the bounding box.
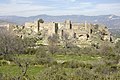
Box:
[35,47,56,65]
[115,40,120,54]
[0,60,11,66]
[3,54,15,61]
[25,48,37,55]
[62,60,81,68]
[98,42,114,56]
[61,60,93,69]
[73,68,97,80]
[37,66,68,80]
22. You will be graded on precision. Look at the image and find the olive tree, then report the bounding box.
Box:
[0,29,26,59]
[115,40,120,54]
[48,34,59,54]
[62,32,74,48]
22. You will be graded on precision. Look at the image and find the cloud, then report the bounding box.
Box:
[0,0,120,16]
[60,3,120,16]
[0,0,55,16]
[49,0,76,2]
[10,0,33,4]
[66,2,93,10]
[86,3,120,15]
[68,0,76,2]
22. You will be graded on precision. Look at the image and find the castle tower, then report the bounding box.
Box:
[85,21,92,39]
[65,20,72,29]
[37,19,44,32]
[55,23,58,34]
[37,20,40,32]
[85,21,87,31]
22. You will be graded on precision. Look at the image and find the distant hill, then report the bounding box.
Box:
[109,29,120,38]
[0,20,10,25]
[0,19,15,25]
[0,14,120,29]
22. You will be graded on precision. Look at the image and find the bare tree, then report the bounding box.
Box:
[62,32,69,48]
[62,32,74,48]
[14,58,30,80]
[48,34,59,54]
[0,29,34,79]
[0,29,26,56]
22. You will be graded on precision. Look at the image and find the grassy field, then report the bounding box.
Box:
[0,52,120,80]
[54,54,101,61]
[0,54,102,77]
[0,65,44,78]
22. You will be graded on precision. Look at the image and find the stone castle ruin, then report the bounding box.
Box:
[2,19,113,47]
[23,19,113,47]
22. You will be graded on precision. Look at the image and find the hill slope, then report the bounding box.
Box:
[0,14,120,29]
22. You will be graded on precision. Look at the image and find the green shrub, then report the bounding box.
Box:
[98,42,114,56]
[0,55,4,60]
[77,47,99,56]
[37,66,68,80]
[73,68,97,80]
[115,40,120,54]
[0,60,11,66]
[3,54,15,61]
[35,47,56,65]
[25,48,37,55]
[62,60,80,68]
[61,60,93,69]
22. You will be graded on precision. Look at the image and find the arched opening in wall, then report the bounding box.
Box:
[62,30,64,37]
[90,29,93,34]
[70,24,72,29]
[110,37,112,42]
[74,33,76,38]
[55,23,58,34]
[16,25,18,28]
[22,26,25,29]
[86,34,89,38]
[79,35,83,37]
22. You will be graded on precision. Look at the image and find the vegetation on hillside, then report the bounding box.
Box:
[0,29,120,80]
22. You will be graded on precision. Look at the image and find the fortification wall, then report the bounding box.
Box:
[24,20,112,42]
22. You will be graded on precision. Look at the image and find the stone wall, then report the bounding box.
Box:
[24,19,112,46]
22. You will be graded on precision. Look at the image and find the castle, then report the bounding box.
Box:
[23,19,113,47]
[2,19,113,47]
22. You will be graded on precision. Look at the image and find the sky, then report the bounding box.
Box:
[0,0,120,17]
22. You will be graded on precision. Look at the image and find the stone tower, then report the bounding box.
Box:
[55,23,58,34]
[37,20,40,32]
[85,21,88,31]
[65,20,72,29]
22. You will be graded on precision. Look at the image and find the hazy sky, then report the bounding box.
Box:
[0,0,120,16]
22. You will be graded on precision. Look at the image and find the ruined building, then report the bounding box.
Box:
[1,19,112,47]
[23,19,113,47]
